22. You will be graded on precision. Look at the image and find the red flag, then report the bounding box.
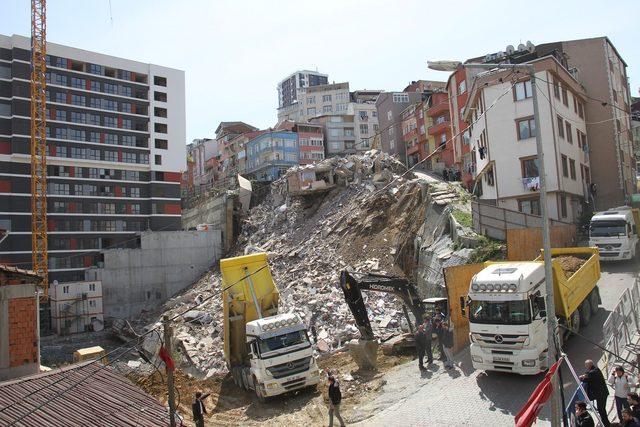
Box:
[158,346,175,372]
[515,358,563,427]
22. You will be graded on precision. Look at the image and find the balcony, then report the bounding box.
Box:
[428,120,450,136]
[426,101,449,118]
[522,176,540,192]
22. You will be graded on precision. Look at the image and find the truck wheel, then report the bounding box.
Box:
[253,377,267,403]
[579,300,591,327]
[570,310,581,333]
[589,289,600,314]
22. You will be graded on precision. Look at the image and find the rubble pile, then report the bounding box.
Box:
[143,150,473,378]
[554,255,587,278]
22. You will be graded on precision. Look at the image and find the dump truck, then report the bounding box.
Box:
[221,253,321,401]
[467,247,601,375]
[589,207,640,261]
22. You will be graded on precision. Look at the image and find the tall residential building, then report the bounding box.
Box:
[186,138,218,192]
[425,91,452,171]
[466,55,590,221]
[376,81,445,162]
[0,34,186,284]
[446,67,473,190]
[276,70,328,122]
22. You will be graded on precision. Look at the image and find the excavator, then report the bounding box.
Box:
[339,270,448,370]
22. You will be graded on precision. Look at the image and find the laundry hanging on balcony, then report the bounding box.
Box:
[522,176,540,192]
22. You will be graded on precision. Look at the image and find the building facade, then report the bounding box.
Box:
[294,123,324,165]
[245,130,298,181]
[466,56,590,222]
[186,138,217,192]
[50,280,103,335]
[447,67,473,189]
[0,34,185,284]
[276,70,328,122]
[214,121,257,184]
[426,91,452,172]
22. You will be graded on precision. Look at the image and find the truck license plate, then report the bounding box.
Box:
[493,356,509,362]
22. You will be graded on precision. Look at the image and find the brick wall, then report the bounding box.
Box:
[8,297,38,367]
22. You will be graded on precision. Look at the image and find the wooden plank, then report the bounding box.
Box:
[506,225,577,261]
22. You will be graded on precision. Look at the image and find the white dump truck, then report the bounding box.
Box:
[221,252,321,401]
[467,247,600,375]
[589,207,639,261]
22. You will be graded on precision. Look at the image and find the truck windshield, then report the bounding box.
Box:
[258,330,309,354]
[469,300,531,325]
[590,220,627,237]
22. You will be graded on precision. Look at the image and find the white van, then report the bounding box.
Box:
[589,207,639,261]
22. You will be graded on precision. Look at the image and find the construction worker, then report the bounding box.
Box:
[192,391,210,427]
[414,325,428,371]
[327,375,346,427]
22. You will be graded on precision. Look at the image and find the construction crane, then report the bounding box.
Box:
[30,0,48,298]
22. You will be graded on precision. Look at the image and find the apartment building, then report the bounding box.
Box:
[0,34,186,284]
[376,81,445,161]
[50,280,103,335]
[245,130,298,181]
[466,55,590,221]
[276,121,325,165]
[186,138,217,192]
[218,129,265,181]
[309,115,356,156]
[215,121,257,183]
[425,91,452,171]
[401,102,422,167]
[447,67,473,189]
[277,70,328,122]
[297,82,351,123]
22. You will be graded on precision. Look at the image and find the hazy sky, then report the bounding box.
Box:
[2,0,639,143]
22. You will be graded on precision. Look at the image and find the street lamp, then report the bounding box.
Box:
[428,60,562,427]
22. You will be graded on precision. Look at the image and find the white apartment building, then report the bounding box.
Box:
[50,280,104,335]
[466,56,590,222]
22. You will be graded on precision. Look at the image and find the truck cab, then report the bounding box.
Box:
[244,313,321,398]
[589,207,639,261]
[468,263,548,375]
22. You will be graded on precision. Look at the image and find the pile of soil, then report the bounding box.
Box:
[554,255,586,279]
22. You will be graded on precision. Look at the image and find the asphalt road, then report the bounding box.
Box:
[354,259,639,426]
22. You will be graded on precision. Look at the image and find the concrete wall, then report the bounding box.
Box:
[182,193,235,251]
[85,230,222,319]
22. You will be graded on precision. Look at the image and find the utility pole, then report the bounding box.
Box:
[427,60,563,426]
[163,315,176,427]
[529,68,562,427]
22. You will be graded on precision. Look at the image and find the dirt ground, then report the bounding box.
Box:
[127,349,414,426]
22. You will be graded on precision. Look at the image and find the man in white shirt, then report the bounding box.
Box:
[609,366,638,421]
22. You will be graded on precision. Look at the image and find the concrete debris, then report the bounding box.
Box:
[141,151,476,378]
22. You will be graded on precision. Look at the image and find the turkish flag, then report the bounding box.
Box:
[158,346,175,372]
[515,358,563,427]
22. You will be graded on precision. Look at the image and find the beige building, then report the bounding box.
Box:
[50,280,104,335]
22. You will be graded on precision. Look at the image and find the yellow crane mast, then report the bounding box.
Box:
[30,0,48,298]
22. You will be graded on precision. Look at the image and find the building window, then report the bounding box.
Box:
[336,103,347,112]
[390,139,395,149]
[373,124,379,133]
[154,107,167,118]
[392,93,409,103]
[71,77,85,89]
[360,124,369,135]
[155,154,162,165]
[561,86,568,106]
[121,135,135,146]
[514,80,533,101]
[90,81,101,92]
[440,133,446,146]
[387,111,392,120]
[344,128,354,137]
[119,86,132,97]
[154,91,167,102]
[565,122,573,143]
[55,110,66,122]
[154,76,167,86]
[103,151,117,162]
[458,80,466,95]
[70,112,86,124]
[121,102,132,113]
[561,154,568,177]
[71,94,85,106]
[89,64,103,75]
[323,105,332,113]
[104,83,117,94]
[63,286,69,294]
[69,129,85,141]
[516,117,536,140]
[122,152,136,163]
[104,116,117,128]
[88,114,100,126]
[577,101,584,119]
[322,94,332,102]
[306,107,316,116]
[518,198,541,216]
[121,118,132,130]
[560,194,567,218]
[55,92,66,104]
[521,158,539,178]
[154,123,167,133]
[103,99,117,111]
[104,133,117,145]
[307,96,315,104]
[569,158,576,180]
[557,116,564,138]
[55,128,68,139]
[54,74,67,86]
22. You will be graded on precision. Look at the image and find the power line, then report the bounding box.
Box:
[1,264,267,423]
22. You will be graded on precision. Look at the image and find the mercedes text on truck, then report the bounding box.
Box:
[467,248,600,375]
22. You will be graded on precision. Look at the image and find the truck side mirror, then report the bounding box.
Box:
[539,310,547,318]
[459,296,466,318]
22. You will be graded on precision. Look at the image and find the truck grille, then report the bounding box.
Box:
[476,333,527,346]
[267,357,311,379]
[595,243,621,249]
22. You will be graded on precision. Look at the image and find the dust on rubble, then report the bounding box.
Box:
[127,349,413,426]
[554,255,586,278]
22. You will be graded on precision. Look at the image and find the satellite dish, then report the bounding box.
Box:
[53,280,59,286]
[526,41,535,52]
[517,44,526,52]
[506,45,515,55]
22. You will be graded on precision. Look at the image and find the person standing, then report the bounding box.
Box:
[579,359,610,427]
[327,376,346,427]
[192,391,209,427]
[434,317,446,361]
[422,316,434,365]
[414,325,428,371]
[441,321,454,370]
[621,409,640,427]
[575,401,595,427]
[609,366,637,421]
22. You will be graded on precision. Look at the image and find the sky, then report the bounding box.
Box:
[2,0,639,144]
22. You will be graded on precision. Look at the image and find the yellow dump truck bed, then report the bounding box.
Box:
[534,247,600,319]
[220,253,279,367]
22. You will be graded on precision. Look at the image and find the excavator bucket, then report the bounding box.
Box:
[347,338,379,370]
